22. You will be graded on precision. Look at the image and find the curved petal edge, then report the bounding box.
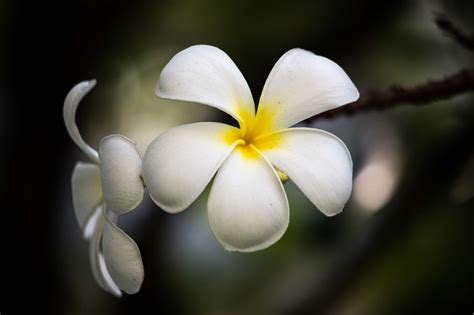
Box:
[259,127,353,216]
[143,122,239,213]
[99,135,144,215]
[102,214,144,295]
[208,147,289,252]
[63,80,100,163]
[156,45,255,126]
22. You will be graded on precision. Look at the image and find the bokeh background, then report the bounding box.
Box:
[2,0,474,314]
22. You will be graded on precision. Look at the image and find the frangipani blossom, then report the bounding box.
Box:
[143,45,359,252]
[64,80,145,296]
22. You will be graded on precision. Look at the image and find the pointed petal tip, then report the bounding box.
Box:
[78,79,97,91]
[64,79,100,163]
[87,78,97,87]
[112,290,123,298]
[342,82,360,105]
[352,88,360,102]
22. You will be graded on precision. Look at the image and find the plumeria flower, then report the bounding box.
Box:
[64,80,145,296]
[143,45,359,252]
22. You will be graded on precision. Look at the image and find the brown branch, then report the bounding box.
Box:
[284,15,474,315]
[308,68,474,122]
[435,15,474,51]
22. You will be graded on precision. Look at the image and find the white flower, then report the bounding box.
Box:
[64,80,145,296]
[143,45,359,252]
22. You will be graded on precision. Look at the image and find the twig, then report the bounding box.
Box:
[435,15,474,51]
[308,68,474,122]
[285,15,474,315]
[307,15,474,122]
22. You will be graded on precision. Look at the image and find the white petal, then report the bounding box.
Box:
[64,80,100,163]
[88,206,122,297]
[156,45,255,126]
[82,203,103,241]
[99,135,145,215]
[102,213,144,295]
[208,147,289,252]
[71,162,103,235]
[259,128,353,216]
[143,122,239,213]
[257,49,359,131]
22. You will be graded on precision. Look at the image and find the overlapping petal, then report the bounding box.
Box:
[89,205,122,297]
[64,80,100,163]
[258,128,353,216]
[143,122,240,213]
[78,45,359,257]
[208,147,289,252]
[156,45,255,126]
[256,49,359,132]
[102,214,144,295]
[88,208,144,296]
[99,135,144,215]
[71,162,103,235]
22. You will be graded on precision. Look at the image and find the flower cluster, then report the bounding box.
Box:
[64,81,145,296]
[65,45,358,294]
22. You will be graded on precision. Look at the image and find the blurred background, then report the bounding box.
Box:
[2,0,474,314]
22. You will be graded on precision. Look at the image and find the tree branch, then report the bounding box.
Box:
[308,68,474,122]
[435,15,474,51]
[285,14,474,315]
[306,16,474,122]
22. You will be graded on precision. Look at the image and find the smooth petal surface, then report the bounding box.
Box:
[256,49,359,132]
[64,80,100,163]
[102,214,144,295]
[208,148,289,252]
[88,206,122,297]
[143,122,239,213]
[99,135,144,215]
[259,128,353,216]
[156,45,255,125]
[83,203,103,241]
[71,162,103,235]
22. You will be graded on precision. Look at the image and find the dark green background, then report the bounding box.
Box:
[2,0,473,314]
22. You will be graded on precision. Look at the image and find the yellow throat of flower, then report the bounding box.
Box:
[221,105,283,160]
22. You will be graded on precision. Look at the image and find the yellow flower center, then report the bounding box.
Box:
[220,105,284,161]
[219,103,289,182]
